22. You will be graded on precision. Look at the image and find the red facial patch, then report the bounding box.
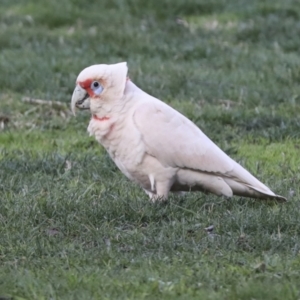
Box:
[78,79,94,97]
[78,79,92,89]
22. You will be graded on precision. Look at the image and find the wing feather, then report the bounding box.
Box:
[133,99,234,173]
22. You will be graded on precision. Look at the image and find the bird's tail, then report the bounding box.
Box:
[223,162,287,202]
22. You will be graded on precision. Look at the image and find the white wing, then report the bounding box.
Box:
[133,97,286,201]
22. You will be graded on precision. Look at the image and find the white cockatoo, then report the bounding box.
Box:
[71,62,286,202]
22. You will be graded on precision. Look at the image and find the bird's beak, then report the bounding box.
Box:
[71,85,90,115]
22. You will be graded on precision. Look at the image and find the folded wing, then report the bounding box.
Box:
[133,99,286,201]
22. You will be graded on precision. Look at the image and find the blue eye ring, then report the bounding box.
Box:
[90,81,103,95]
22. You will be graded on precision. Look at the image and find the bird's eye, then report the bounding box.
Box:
[92,81,99,88]
[90,81,103,95]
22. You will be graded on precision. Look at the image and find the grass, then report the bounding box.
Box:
[0,0,300,298]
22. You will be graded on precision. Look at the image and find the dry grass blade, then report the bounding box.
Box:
[22,97,67,108]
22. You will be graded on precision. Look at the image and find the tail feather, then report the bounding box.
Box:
[225,162,287,201]
[173,167,287,201]
[223,177,287,202]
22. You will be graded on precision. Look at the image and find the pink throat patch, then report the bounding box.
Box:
[92,115,110,122]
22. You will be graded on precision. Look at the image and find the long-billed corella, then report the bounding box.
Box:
[71,62,286,202]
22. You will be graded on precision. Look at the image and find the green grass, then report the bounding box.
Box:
[1,0,300,299]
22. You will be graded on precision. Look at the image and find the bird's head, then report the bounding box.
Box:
[71,62,128,115]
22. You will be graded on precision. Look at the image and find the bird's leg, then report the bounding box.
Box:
[143,189,165,202]
[150,194,166,203]
[149,181,171,202]
[143,189,155,199]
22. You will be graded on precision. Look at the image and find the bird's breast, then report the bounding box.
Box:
[88,114,144,162]
[87,117,116,143]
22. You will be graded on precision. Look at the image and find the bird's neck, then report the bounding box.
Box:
[124,80,143,96]
[90,80,140,121]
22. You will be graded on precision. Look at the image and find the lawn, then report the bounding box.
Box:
[1,0,300,299]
